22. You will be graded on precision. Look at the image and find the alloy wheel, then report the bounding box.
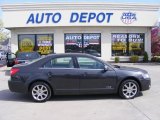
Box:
[119,80,139,99]
[122,82,138,98]
[30,82,52,102]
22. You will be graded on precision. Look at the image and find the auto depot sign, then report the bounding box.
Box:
[3,10,158,27]
[26,12,114,24]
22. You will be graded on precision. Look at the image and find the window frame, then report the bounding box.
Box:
[36,34,54,55]
[18,34,54,54]
[42,56,76,69]
[18,34,36,52]
[111,33,145,56]
[64,33,101,57]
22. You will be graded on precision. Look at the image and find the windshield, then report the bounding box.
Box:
[17,52,40,60]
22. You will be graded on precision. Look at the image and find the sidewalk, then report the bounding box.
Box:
[110,62,160,66]
[0,66,10,80]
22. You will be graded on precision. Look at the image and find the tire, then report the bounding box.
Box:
[7,63,10,67]
[119,80,140,99]
[30,82,52,102]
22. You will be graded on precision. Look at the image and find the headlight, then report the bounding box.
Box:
[142,73,150,79]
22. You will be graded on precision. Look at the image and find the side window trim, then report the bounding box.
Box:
[42,56,76,69]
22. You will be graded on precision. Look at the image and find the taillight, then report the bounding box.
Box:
[10,68,19,76]
[14,59,19,64]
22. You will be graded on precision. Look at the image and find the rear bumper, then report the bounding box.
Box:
[8,80,28,93]
[141,78,151,91]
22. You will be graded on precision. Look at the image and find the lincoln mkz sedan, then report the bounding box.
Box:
[8,53,151,102]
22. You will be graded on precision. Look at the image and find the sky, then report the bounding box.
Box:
[0,0,160,19]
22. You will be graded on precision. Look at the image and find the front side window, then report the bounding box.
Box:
[77,57,104,69]
[44,57,74,68]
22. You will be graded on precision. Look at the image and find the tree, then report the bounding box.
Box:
[151,27,160,56]
[0,19,10,42]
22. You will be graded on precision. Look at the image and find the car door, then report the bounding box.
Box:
[76,56,117,94]
[42,56,79,95]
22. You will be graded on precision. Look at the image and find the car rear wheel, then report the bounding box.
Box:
[30,82,52,102]
[119,80,140,99]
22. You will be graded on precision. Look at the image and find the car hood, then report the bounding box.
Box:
[113,65,148,74]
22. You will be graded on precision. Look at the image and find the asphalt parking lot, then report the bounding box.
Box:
[0,63,160,120]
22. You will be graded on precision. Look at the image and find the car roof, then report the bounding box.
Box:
[18,51,38,54]
[46,53,96,58]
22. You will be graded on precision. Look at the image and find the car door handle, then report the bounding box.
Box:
[48,72,54,78]
[83,72,88,77]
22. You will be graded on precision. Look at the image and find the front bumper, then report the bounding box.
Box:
[8,79,28,93]
[141,78,151,91]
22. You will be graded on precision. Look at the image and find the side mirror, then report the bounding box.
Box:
[104,65,108,71]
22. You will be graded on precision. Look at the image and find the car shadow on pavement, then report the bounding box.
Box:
[52,94,121,101]
[0,89,32,102]
[0,89,143,102]
[51,92,143,102]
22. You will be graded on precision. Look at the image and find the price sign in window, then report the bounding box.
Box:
[18,35,36,52]
[37,34,54,55]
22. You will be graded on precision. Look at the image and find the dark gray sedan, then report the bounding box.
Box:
[8,53,151,102]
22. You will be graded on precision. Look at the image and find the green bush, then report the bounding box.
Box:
[143,51,148,62]
[151,56,160,62]
[130,55,139,63]
[115,56,119,63]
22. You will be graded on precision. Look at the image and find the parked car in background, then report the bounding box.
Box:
[8,53,151,102]
[85,49,101,57]
[6,51,41,67]
[15,52,41,64]
[0,51,6,60]
[6,53,16,67]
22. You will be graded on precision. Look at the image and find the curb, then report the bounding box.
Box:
[111,63,160,66]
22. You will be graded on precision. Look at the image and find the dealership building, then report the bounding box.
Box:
[1,3,160,61]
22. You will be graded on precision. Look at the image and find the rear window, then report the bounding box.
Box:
[17,52,40,59]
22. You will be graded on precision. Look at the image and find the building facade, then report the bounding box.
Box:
[1,3,160,61]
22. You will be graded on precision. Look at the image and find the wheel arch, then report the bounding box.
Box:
[28,79,54,95]
[119,77,142,91]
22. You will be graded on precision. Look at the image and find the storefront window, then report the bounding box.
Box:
[112,34,127,56]
[18,34,36,52]
[65,33,82,53]
[112,33,144,56]
[36,34,54,55]
[128,33,144,56]
[83,33,101,57]
[65,33,101,57]
[18,34,54,55]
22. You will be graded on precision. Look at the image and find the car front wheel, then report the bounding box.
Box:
[30,82,52,102]
[119,80,140,99]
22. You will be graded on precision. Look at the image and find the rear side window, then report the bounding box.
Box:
[17,52,40,59]
[43,57,74,68]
